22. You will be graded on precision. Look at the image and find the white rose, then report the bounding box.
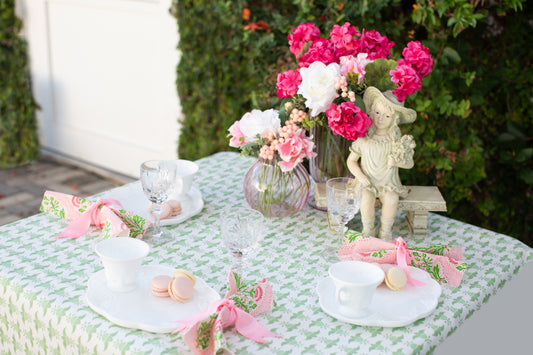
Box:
[239,109,280,141]
[298,61,340,117]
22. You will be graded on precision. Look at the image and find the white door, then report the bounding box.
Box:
[18,0,181,178]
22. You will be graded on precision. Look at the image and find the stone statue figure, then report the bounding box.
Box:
[347,87,416,241]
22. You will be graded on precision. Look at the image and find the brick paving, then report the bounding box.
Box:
[0,157,131,226]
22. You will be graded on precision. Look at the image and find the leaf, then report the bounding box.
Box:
[364,59,397,92]
[442,47,461,63]
[516,148,533,163]
[518,169,533,185]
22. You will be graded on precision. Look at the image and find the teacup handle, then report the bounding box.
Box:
[335,286,349,307]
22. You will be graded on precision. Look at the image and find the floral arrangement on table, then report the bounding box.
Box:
[228,108,316,172]
[228,22,434,216]
[275,22,434,132]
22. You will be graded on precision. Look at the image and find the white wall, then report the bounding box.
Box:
[17,0,182,178]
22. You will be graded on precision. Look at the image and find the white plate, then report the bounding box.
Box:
[87,265,220,333]
[317,266,441,327]
[103,181,204,226]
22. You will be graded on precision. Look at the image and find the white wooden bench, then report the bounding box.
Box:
[314,184,447,239]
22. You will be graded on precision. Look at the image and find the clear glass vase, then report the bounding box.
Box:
[308,124,352,210]
[244,158,311,217]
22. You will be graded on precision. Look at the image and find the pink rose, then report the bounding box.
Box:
[398,41,434,78]
[339,53,373,84]
[277,129,316,172]
[330,22,360,58]
[276,69,302,98]
[358,29,395,60]
[298,38,336,67]
[288,22,321,57]
[227,121,249,148]
[390,64,422,101]
[326,102,372,140]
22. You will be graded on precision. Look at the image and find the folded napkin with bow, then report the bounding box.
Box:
[338,230,467,286]
[40,191,149,239]
[173,271,279,355]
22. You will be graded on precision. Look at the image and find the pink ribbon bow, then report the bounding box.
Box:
[54,198,123,239]
[338,231,466,286]
[394,237,425,286]
[173,271,279,355]
[174,299,279,343]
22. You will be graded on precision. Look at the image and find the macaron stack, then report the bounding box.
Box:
[151,269,196,303]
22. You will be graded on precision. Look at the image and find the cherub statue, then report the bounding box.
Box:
[347,87,416,241]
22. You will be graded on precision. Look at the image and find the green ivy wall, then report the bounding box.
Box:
[0,0,39,167]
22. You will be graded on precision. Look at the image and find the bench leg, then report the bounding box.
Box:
[405,210,429,239]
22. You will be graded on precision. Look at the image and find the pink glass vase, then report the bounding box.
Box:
[244,158,310,217]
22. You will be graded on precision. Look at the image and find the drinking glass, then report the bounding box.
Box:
[140,160,177,240]
[323,177,363,262]
[220,205,265,278]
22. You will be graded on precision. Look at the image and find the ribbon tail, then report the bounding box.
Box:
[54,212,93,239]
[395,237,426,287]
[234,309,280,343]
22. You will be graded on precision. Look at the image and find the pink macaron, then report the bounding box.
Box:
[151,275,172,297]
[168,276,194,303]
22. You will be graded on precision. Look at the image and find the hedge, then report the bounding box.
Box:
[0,0,39,167]
[175,0,532,247]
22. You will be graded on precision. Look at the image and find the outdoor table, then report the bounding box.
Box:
[1,152,531,354]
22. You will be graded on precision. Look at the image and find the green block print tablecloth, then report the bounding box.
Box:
[1,152,531,354]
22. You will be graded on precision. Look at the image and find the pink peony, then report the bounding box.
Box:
[276,69,302,98]
[339,53,373,84]
[390,64,422,102]
[330,22,360,58]
[298,38,337,68]
[326,102,372,140]
[398,41,434,78]
[288,22,321,57]
[228,121,249,148]
[277,129,316,172]
[358,29,395,60]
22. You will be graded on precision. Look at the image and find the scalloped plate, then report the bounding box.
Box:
[87,265,220,333]
[317,266,441,327]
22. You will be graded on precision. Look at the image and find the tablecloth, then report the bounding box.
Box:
[1,152,531,354]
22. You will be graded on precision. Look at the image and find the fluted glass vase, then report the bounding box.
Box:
[308,124,352,210]
[244,158,311,217]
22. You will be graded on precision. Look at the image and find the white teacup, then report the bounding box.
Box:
[95,237,150,292]
[172,159,199,202]
[329,260,385,318]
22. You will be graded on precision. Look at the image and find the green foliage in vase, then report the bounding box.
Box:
[0,0,40,167]
[174,0,532,246]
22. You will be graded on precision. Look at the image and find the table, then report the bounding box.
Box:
[1,152,532,354]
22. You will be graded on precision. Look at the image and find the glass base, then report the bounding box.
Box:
[142,227,171,246]
[321,247,341,263]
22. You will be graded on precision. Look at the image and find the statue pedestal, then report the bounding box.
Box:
[318,184,447,239]
[378,186,447,238]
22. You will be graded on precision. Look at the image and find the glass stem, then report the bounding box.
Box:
[335,224,346,249]
[152,203,162,235]
[232,251,244,276]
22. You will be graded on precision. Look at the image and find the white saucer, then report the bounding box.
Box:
[317,266,441,327]
[103,181,204,226]
[87,265,220,333]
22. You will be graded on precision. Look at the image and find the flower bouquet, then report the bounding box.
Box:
[274,21,434,207]
[228,108,315,217]
[228,22,434,215]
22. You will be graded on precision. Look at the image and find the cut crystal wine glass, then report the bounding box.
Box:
[140,160,177,241]
[322,177,363,262]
